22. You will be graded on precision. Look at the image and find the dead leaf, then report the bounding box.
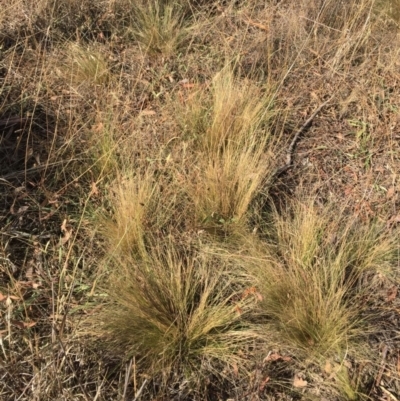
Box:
[11,320,36,329]
[387,286,398,302]
[232,362,239,378]
[181,83,197,89]
[23,321,37,328]
[17,206,29,214]
[259,376,270,392]
[293,375,308,388]
[336,133,344,142]
[387,186,395,199]
[242,287,263,301]
[140,109,156,116]
[242,14,269,32]
[324,360,333,374]
[60,219,72,245]
[387,214,400,228]
[17,281,41,290]
[14,186,26,195]
[264,352,291,363]
[25,266,33,280]
[0,293,6,302]
[234,305,243,315]
[92,122,104,133]
[90,181,99,197]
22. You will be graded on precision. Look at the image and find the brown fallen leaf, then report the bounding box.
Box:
[324,360,333,374]
[140,109,156,116]
[234,305,243,315]
[90,181,99,197]
[387,286,398,302]
[264,352,292,363]
[259,376,270,392]
[336,133,344,142]
[241,286,263,302]
[293,375,308,388]
[387,186,395,199]
[11,320,37,329]
[60,219,72,245]
[387,214,400,228]
[181,83,197,89]
[232,362,239,378]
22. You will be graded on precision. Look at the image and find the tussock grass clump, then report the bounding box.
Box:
[182,68,277,234]
[125,0,194,56]
[251,199,397,357]
[93,241,257,395]
[64,43,110,86]
[100,170,179,260]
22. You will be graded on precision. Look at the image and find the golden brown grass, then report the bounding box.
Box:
[248,199,398,357]
[99,170,180,260]
[91,241,257,395]
[125,0,196,57]
[180,68,278,235]
[63,43,111,86]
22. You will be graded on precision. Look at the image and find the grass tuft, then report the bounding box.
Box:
[182,68,277,234]
[250,199,398,358]
[64,43,110,86]
[91,241,257,395]
[126,0,194,57]
[99,170,179,260]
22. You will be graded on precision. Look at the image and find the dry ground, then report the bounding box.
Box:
[1,0,400,400]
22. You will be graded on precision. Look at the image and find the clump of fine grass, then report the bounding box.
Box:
[92,240,257,396]
[125,0,194,57]
[63,42,110,86]
[248,199,398,358]
[180,68,277,235]
[99,169,179,260]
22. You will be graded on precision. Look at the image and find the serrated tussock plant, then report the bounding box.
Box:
[126,0,195,56]
[93,241,258,393]
[182,68,278,234]
[248,200,398,357]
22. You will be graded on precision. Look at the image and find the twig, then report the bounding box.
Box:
[133,379,148,401]
[273,95,334,178]
[380,386,399,401]
[242,14,269,32]
[0,160,76,181]
[123,358,133,400]
[0,116,29,127]
[375,344,389,387]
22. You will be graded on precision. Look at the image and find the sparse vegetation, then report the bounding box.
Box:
[1,0,400,400]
